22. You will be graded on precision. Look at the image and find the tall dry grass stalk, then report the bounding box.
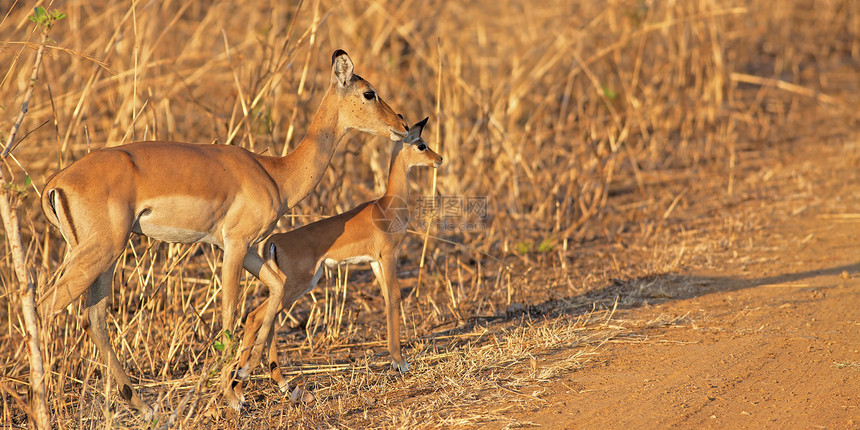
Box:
[0,0,857,427]
[0,7,66,429]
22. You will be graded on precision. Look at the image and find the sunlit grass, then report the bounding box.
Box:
[0,0,857,427]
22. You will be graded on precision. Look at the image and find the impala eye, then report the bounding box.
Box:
[363,91,376,100]
[417,143,426,151]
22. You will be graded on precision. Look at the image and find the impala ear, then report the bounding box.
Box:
[417,117,429,129]
[407,117,429,140]
[331,49,354,87]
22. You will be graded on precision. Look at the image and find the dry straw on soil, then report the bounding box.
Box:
[0,0,857,428]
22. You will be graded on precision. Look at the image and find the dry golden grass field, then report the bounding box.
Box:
[1,0,859,428]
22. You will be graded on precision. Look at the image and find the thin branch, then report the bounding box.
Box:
[0,42,114,74]
[0,27,52,430]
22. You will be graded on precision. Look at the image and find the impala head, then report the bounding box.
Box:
[331,49,407,141]
[397,117,443,170]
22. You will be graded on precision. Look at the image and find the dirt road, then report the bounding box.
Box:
[498,142,860,428]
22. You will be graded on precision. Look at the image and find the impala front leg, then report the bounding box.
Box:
[218,244,250,410]
[237,250,285,379]
[371,258,409,372]
[220,245,248,338]
[221,248,288,410]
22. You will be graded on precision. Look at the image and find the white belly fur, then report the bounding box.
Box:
[307,256,377,295]
[133,219,220,245]
[322,255,375,268]
[132,196,224,245]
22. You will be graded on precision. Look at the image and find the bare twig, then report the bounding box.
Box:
[0,29,51,430]
[730,72,844,107]
[0,41,114,74]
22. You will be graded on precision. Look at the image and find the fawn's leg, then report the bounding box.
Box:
[371,259,408,372]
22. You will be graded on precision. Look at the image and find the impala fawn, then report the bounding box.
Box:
[232,117,442,399]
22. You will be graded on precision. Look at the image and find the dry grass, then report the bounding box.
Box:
[1,0,859,428]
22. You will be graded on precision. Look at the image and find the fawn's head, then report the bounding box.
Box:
[330,50,407,141]
[396,117,443,170]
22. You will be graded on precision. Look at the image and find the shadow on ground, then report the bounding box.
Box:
[417,260,860,342]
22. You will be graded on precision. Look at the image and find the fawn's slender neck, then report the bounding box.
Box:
[270,88,348,210]
[383,143,411,202]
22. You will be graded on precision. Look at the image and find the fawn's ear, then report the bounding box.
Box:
[331,49,354,87]
[407,117,429,140]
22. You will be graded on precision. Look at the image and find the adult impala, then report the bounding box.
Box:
[39,50,407,416]
[231,118,442,401]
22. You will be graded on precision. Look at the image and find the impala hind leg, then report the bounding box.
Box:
[38,240,124,317]
[221,295,269,408]
[264,274,318,394]
[371,259,409,372]
[84,265,154,420]
[228,274,310,401]
[221,249,286,410]
[223,313,282,406]
[266,322,289,393]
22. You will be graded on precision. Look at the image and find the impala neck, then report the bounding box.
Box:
[383,144,411,201]
[275,89,348,209]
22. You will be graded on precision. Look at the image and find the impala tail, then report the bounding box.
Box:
[265,240,281,269]
[42,187,78,248]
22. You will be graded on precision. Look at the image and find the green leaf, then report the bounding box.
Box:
[602,85,618,100]
[537,238,554,253]
[213,340,225,351]
[516,241,531,255]
[23,175,31,187]
[30,7,45,25]
[29,6,65,28]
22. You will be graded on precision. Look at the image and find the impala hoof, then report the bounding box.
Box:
[223,380,245,411]
[289,386,315,405]
[278,380,290,394]
[236,366,250,380]
[392,359,410,373]
[225,393,242,412]
[139,405,155,423]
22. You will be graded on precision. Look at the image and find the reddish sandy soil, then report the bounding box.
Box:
[495,142,860,428]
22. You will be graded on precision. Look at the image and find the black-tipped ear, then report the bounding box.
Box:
[406,117,429,140]
[415,117,429,133]
[331,50,354,87]
[331,49,347,64]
